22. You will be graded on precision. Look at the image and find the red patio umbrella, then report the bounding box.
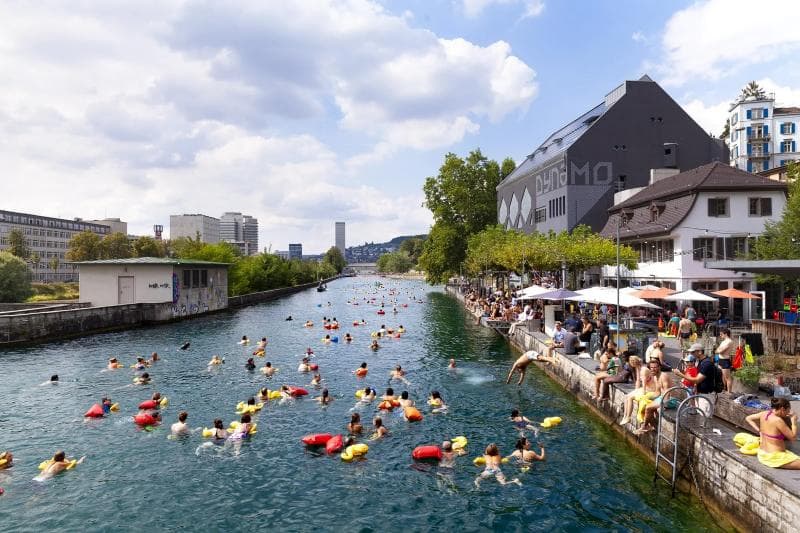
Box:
[634,287,676,299]
[711,288,761,299]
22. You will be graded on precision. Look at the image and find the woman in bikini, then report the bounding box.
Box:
[745,397,800,469]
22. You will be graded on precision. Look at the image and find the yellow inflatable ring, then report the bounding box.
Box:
[451,436,468,450]
[473,456,509,466]
[228,421,258,435]
[202,428,215,438]
[341,443,369,461]
[355,390,365,399]
[739,441,759,456]
[428,399,442,407]
[159,397,169,408]
[38,459,78,470]
[540,416,563,428]
[110,403,120,412]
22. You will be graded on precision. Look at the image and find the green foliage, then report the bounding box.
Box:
[741,80,766,100]
[419,149,515,283]
[463,225,638,286]
[376,251,414,273]
[7,229,30,259]
[132,236,166,258]
[751,162,800,281]
[168,237,203,258]
[66,231,103,261]
[323,247,346,274]
[735,363,762,388]
[0,251,33,302]
[101,232,132,259]
[27,282,79,302]
[398,237,425,263]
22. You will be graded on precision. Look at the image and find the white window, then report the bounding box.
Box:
[751,108,763,119]
[731,113,738,125]
[751,161,763,172]
[783,140,793,153]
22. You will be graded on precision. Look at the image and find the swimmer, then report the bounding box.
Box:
[379,324,387,335]
[133,372,151,385]
[34,451,85,482]
[448,359,456,369]
[359,386,376,403]
[133,357,148,370]
[258,388,271,402]
[390,365,409,384]
[257,337,268,349]
[382,387,397,402]
[245,358,256,371]
[311,373,322,386]
[505,350,555,386]
[428,391,447,412]
[108,358,122,370]
[150,352,159,363]
[229,414,253,440]
[397,325,406,333]
[40,374,60,386]
[322,334,332,344]
[371,416,388,439]
[316,388,333,405]
[344,333,353,343]
[279,385,293,400]
[298,358,311,373]
[261,361,275,376]
[0,451,13,470]
[354,362,368,377]
[306,347,314,356]
[210,418,228,440]
[208,355,224,366]
[370,340,380,351]
[304,320,314,328]
[474,444,521,488]
[398,391,414,408]
[439,440,466,468]
[171,411,190,436]
[101,397,114,414]
[348,413,363,435]
[510,409,538,436]
[285,316,293,321]
[238,336,250,346]
[179,341,191,350]
[510,437,545,465]
[359,319,366,325]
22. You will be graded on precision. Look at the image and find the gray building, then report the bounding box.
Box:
[0,209,111,281]
[170,214,220,243]
[220,212,259,255]
[497,75,728,234]
[288,243,303,260]
[88,218,128,235]
[335,221,346,254]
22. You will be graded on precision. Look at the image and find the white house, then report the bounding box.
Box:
[75,257,229,314]
[729,92,800,173]
[600,162,787,320]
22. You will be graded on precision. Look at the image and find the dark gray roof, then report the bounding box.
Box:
[600,162,787,239]
[71,257,230,266]
[500,101,607,186]
[613,162,787,209]
[775,107,800,115]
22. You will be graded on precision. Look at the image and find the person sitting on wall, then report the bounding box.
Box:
[544,322,566,359]
[745,397,800,470]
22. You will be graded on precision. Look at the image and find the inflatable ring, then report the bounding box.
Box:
[228,421,258,435]
[355,369,367,377]
[202,428,215,438]
[159,397,169,408]
[370,332,378,338]
[378,400,395,410]
[134,413,158,426]
[265,390,282,400]
[355,390,365,399]
[287,386,309,397]
[540,416,562,428]
[427,399,442,407]
[473,456,510,466]
[235,401,264,415]
[341,443,368,462]
[451,436,468,450]
[38,458,78,470]
[110,403,120,412]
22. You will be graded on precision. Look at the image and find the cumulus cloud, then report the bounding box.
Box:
[461,0,544,19]
[657,0,800,86]
[631,31,646,43]
[0,0,538,251]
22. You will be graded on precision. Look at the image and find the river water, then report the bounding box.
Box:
[0,278,721,532]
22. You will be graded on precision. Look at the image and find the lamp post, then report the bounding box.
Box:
[615,175,626,345]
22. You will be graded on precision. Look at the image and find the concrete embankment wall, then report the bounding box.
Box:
[445,286,800,533]
[0,275,350,347]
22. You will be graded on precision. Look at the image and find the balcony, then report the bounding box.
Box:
[747,133,771,142]
[749,153,769,159]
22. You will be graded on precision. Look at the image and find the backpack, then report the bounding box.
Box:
[713,364,725,393]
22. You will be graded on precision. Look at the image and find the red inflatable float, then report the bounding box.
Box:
[352,321,359,326]
[412,445,442,460]
[378,400,399,410]
[287,386,308,397]
[404,406,424,422]
[324,324,333,330]
[134,413,157,426]
[84,404,104,418]
[302,433,332,446]
[326,434,344,454]
[377,310,385,315]
[138,400,157,410]
[309,363,319,371]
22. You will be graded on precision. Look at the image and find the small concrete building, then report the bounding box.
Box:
[75,257,229,314]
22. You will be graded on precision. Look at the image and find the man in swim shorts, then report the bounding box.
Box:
[505,351,556,385]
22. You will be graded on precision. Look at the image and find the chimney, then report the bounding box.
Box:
[663,143,678,168]
[650,167,680,185]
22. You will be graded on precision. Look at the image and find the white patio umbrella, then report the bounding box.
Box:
[515,285,551,299]
[567,286,660,309]
[663,289,717,303]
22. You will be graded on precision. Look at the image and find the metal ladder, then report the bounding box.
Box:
[653,386,715,496]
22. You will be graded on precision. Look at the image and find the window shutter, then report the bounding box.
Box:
[747,126,752,138]
[793,123,797,134]
[746,109,752,119]
[781,143,785,153]
[764,143,769,154]
[794,141,797,153]
[747,143,752,155]
[764,125,768,135]
[763,108,768,118]
[747,160,752,172]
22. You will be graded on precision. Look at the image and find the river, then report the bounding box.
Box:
[0,277,722,531]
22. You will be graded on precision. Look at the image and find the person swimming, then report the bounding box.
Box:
[317,388,333,405]
[304,320,314,327]
[370,340,380,351]
[382,387,397,402]
[211,418,228,440]
[238,336,250,346]
[261,361,275,376]
[133,357,148,370]
[398,391,414,408]
[344,333,353,343]
[208,355,224,366]
[510,409,537,436]
[257,337,268,349]
[428,391,447,412]
[108,358,122,370]
[390,365,409,384]
[171,411,190,436]
[359,386,376,403]
[448,359,456,369]
[285,316,293,321]
[348,413,363,434]
[474,444,521,488]
[310,373,322,386]
[510,437,545,465]
[34,450,85,482]
[0,450,13,470]
[354,362,368,377]
[258,388,271,402]
[179,342,191,350]
[229,414,253,440]
[150,352,159,363]
[245,358,256,371]
[371,417,388,439]
[133,372,151,385]
[298,358,311,373]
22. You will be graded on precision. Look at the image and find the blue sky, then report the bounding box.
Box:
[2,0,799,253]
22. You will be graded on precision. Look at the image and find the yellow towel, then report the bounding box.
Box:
[757,449,800,468]
[635,392,658,423]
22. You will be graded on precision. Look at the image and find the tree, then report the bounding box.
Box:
[323,246,346,274]
[101,232,132,259]
[66,231,103,261]
[49,256,60,279]
[376,251,414,273]
[132,236,166,258]
[7,229,30,259]
[418,149,515,283]
[720,119,730,142]
[30,252,41,281]
[0,251,33,302]
[399,237,425,264]
[741,80,766,100]
[751,162,800,269]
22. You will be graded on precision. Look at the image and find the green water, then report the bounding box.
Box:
[0,278,723,531]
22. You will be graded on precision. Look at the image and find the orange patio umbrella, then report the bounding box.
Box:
[634,287,676,299]
[711,288,761,299]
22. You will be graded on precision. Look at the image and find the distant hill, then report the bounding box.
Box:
[346,234,427,263]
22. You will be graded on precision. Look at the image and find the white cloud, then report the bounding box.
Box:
[461,0,544,19]
[631,31,646,43]
[657,0,800,86]
[0,0,538,251]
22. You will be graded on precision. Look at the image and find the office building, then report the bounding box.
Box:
[0,209,112,281]
[288,243,303,260]
[220,212,259,255]
[496,75,728,234]
[728,92,800,173]
[169,214,220,243]
[88,218,128,235]
[335,221,346,254]
[274,250,290,260]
